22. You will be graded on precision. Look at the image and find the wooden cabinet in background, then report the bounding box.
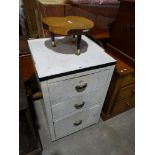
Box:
[19,36,36,82]
[19,36,42,100]
[108,0,135,68]
[101,50,135,120]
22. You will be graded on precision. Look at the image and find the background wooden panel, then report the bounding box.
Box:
[22,0,38,37]
[40,4,65,16]
[74,4,119,17]
[19,36,36,82]
[109,0,135,59]
[19,55,36,82]
[65,4,119,30]
[65,5,97,21]
[36,3,65,37]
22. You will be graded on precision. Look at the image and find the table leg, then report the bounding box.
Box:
[77,35,81,55]
[51,32,56,47]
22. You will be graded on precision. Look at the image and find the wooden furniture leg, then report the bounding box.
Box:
[51,32,56,47]
[77,35,81,55]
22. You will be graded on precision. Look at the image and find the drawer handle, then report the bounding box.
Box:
[74,102,85,109]
[73,120,82,126]
[75,83,87,92]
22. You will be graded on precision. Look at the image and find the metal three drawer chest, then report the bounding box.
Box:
[28,36,116,143]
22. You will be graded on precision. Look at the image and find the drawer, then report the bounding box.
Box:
[113,97,135,115]
[121,72,135,87]
[52,89,104,121]
[54,105,100,139]
[117,84,135,101]
[48,69,109,104]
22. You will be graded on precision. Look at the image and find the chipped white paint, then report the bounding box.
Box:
[54,104,100,139]
[48,69,109,104]
[28,36,116,79]
[52,89,105,121]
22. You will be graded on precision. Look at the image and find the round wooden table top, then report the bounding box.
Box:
[42,16,94,35]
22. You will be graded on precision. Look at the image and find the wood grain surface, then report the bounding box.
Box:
[42,16,94,35]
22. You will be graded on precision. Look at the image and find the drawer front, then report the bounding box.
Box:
[48,69,109,104]
[117,84,135,101]
[113,97,135,115]
[54,105,100,139]
[121,72,135,87]
[52,89,104,121]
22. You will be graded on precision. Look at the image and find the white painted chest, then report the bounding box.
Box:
[28,36,116,142]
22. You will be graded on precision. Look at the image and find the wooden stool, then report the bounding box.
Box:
[42,16,94,55]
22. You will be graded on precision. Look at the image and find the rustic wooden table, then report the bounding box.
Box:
[42,16,94,55]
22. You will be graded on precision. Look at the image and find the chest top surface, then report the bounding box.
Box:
[28,36,116,79]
